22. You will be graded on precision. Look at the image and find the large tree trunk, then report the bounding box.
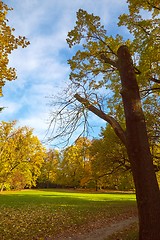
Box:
[74,45,160,240]
[117,45,160,240]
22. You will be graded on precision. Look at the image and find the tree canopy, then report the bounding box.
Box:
[49,1,159,145]
[0,1,29,97]
[0,121,46,191]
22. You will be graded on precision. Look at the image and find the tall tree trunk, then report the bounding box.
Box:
[117,45,160,240]
[74,45,160,240]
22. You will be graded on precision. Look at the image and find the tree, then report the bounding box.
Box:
[59,145,85,188]
[37,149,60,188]
[49,1,160,239]
[89,125,133,190]
[0,1,29,97]
[56,137,91,188]
[0,121,45,191]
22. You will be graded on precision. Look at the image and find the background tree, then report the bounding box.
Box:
[0,1,29,97]
[73,137,92,187]
[56,137,91,188]
[37,149,60,188]
[0,121,45,191]
[90,125,133,190]
[58,145,85,188]
[49,1,160,239]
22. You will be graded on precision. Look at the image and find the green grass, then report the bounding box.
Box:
[0,189,137,240]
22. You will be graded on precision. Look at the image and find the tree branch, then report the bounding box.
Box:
[100,53,141,75]
[74,93,127,146]
[150,77,160,84]
[100,54,118,68]
[140,87,160,97]
[147,1,160,11]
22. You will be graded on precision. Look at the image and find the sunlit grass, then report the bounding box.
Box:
[0,189,137,240]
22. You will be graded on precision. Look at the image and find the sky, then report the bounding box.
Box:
[1,0,130,147]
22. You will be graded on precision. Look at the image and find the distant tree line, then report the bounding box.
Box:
[37,128,134,191]
[37,125,160,191]
[0,121,159,192]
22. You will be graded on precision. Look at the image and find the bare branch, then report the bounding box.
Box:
[46,90,91,147]
[74,93,127,146]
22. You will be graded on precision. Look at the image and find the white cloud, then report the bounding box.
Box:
[17,115,49,143]
[2,0,129,146]
[0,100,21,117]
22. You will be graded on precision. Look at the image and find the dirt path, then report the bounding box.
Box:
[61,216,138,240]
[74,216,138,240]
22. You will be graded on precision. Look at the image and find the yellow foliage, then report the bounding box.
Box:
[0,121,46,190]
[0,1,30,96]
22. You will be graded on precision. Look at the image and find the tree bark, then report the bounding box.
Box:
[117,45,160,240]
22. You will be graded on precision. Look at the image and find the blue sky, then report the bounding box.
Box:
[1,0,130,146]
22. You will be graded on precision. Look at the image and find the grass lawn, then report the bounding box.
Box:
[0,189,137,240]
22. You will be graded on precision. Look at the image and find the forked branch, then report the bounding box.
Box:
[74,93,127,146]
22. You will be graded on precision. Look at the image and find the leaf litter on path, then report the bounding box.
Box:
[56,211,138,240]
